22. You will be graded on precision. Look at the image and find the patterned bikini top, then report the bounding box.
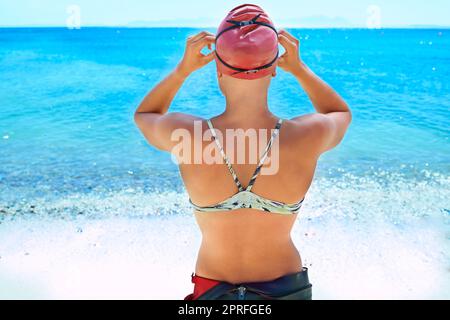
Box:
[189,119,304,215]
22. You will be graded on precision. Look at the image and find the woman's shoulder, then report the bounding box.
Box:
[158,112,206,131]
[284,113,329,135]
[281,114,331,155]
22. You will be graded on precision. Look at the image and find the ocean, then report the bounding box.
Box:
[0,28,449,299]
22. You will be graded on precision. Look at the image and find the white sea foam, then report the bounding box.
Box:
[0,215,447,300]
[0,173,448,299]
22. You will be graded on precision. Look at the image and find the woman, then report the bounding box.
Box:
[134,4,351,300]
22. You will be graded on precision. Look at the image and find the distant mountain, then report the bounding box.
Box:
[126,16,354,28]
[405,24,450,29]
[277,16,355,28]
[127,18,219,28]
[1,18,449,29]
[126,16,354,29]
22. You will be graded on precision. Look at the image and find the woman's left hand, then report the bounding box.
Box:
[177,31,216,77]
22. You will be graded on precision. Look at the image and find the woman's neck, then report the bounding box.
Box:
[218,75,275,122]
[222,92,273,121]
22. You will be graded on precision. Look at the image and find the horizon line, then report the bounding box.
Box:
[1,25,449,29]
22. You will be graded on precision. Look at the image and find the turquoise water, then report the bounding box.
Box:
[0,28,449,299]
[0,28,449,203]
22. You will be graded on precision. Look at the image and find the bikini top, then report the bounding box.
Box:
[189,119,305,215]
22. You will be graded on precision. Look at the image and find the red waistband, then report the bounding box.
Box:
[184,274,222,300]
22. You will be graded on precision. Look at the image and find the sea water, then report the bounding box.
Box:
[0,28,449,299]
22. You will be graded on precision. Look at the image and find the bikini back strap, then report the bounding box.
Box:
[246,119,283,192]
[207,119,244,192]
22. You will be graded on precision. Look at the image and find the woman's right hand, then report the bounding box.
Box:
[176,31,216,78]
[277,30,303,74]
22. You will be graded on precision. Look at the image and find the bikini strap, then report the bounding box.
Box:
[246,119,283,192]
[207,120,245,192]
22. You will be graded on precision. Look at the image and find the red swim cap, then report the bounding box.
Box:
[215,4,279,80]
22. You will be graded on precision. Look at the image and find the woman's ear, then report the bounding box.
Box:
[217,71,223,78]
[272,70,277,77]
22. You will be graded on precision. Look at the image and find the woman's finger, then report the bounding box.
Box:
[192,34,215,44]
[278,51,287,62]
[278,51,287,59]
[278,34,297,52]
[189,31,214,42]
[279,29,300,45]
[188,31,207,42]
[193,36,216,49]
[201,51,216,64]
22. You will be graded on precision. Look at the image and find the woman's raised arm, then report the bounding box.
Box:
[134,31,215,151]
[278,30,352,153]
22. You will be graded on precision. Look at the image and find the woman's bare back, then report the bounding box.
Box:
[179,116,321,283]
[134,28,350,287]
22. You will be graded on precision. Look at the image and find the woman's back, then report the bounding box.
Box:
[179,115,322,283]
[134,4,351,300]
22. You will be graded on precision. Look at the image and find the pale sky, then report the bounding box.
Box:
[0,0,449,27]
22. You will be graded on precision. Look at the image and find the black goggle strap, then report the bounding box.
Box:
[215,50,279,75]
[216,14,278,39]
[215,14,279,75]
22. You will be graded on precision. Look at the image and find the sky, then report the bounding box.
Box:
[0,0,449,28]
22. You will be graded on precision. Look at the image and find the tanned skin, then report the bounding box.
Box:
[135,30,351,284]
